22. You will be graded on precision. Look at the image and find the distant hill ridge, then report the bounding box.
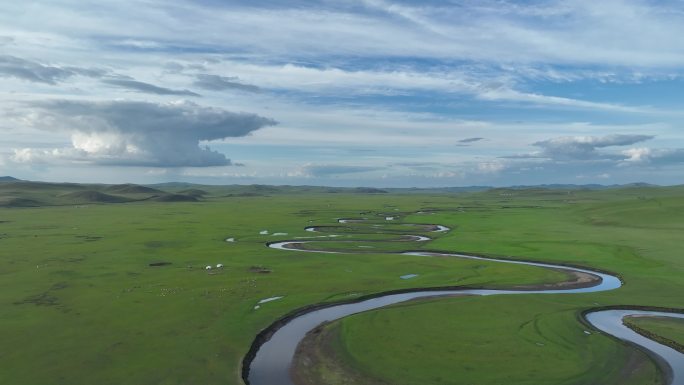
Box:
[151,194,197,202]
[0,177,672,191]
[0,176,679,208]
[59,190,131,203]
[105,183,165,194]
[178,189,209,197]
[0,178,197,207]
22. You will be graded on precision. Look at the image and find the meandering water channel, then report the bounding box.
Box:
[245,216,684,385]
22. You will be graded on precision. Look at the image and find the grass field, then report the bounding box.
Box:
[291,186,684,385]
[294,296,660,385]
[1,181,683,384]
[624,316,684,353]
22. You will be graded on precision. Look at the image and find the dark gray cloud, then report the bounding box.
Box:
[302,164,381,177]
[163,62,209,74]
[0,55,106,84]
[394,162,442,171]
[102,79,201,96]
[532,134,654,160]
[458,137,485,143]
[163,62,186,73]
[194,74,260,92]
[27,100,276,167]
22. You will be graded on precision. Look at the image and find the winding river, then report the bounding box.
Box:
[245,216,684,385]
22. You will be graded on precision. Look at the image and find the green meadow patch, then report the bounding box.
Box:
[624,316,684,353]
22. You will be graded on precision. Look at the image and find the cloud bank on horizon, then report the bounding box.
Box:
[1,0,684,186]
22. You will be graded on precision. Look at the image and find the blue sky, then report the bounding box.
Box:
[1,0,684,187]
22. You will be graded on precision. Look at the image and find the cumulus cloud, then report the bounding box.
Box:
[532,134,654,160]
[0,55,106,84]
[621,147,684,165]
[622,147,652,163]
[485,133,684,185]
[17,100,276,167]
[193,74,260,92]
[102,79,201,96]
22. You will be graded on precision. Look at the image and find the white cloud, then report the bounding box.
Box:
[621,147,684,165]
[11,100,276,167]
[532,134,654,160]
[622,147,653,163]
[2,1,684,186]
[192,60,649,112]
[6,1,684,68]
[477,161,506,174]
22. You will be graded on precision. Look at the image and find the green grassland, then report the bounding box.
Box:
[1,181,683,384]
[292,186,684,385]
[624,316,684,353]
[295,296,660,385]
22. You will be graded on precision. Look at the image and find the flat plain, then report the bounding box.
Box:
[1,181,683,385]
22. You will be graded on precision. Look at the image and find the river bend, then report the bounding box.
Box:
[245,217,684,385]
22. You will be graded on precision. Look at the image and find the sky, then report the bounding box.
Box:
[1,0,684,187]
